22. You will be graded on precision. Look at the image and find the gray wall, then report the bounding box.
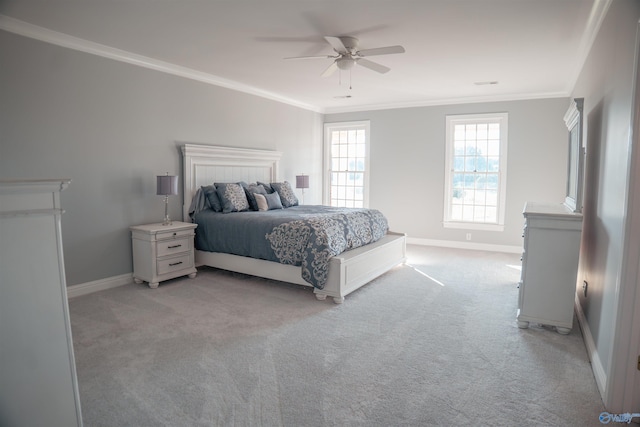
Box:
[0,30,324,286]
[325,98,570,248]
[571,0,640,392]
[0,18,606,289]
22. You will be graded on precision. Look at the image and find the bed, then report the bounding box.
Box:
[181,143,407,303]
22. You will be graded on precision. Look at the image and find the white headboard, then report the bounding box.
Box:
[181,144,282,221]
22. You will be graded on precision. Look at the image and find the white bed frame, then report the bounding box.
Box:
[181,143,407,303]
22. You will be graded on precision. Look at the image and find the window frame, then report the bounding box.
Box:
[443,112,508,231]
[323,121,371,208]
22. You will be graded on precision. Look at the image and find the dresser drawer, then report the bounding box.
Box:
[157,237,191,257]
[157,254,193,275]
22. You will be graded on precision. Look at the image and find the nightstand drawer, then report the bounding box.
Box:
[156,228,195,240]
[157,237,191,257]
[157,254,193,275]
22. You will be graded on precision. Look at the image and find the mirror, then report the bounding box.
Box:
[563,98,584,213]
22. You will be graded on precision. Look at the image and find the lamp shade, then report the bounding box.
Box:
[157,174,178,196]
[296,175,309,189]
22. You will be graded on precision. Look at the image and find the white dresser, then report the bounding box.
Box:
[517,202,583,334]
[130,221,197,288]
[0,180,83,426]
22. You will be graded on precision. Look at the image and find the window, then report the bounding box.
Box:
[444,113,508,231]
[324,121,370,208]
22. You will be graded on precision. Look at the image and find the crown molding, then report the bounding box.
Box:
[324,91,570,114]
[564,0,613,93]
[0,0,613,117]
[0,15,324,114]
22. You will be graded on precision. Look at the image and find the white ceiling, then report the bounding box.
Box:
[0,0,607,113]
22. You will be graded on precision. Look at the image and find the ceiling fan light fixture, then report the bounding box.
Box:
[286,35,405,82]
[336,57,356,71]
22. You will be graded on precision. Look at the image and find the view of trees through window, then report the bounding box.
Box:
[451,122,501,223]
[444,112,508,231]
[329,128,367,208]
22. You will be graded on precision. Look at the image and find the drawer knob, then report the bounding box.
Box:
[168,244,182,249]
[169,261,183,267]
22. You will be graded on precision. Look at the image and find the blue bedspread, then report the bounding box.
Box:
[194,205,389,289]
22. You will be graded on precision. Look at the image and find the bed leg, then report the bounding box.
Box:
[314,293,344,304]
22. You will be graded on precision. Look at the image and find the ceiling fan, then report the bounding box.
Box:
[285,36,405,78]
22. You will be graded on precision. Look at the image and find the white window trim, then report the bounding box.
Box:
[443,113,508,232]
[323,121,371,208]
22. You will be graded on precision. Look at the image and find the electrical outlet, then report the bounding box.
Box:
[466,233,471,241]
[583,280,588,298]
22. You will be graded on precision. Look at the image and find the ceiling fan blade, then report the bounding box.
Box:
[357,45,405,57]
[321,61,338,77]
[356,58,390,74]
[284,55,336,60]
[324,36,348,53]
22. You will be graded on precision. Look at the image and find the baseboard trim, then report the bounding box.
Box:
[67,273,133,299]
[574,294,608,401]
[407,237,521,254]
[66,239,519,298]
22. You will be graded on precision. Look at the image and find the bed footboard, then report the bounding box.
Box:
[315,231,407,303]
[195,231,406,303]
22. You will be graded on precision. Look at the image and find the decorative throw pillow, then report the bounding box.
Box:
[254,192,283,211]
[201,185,222,212]
[270,181,299,208]
[244,183,268,211]
[265,192,284,209]
[215,182,249,213]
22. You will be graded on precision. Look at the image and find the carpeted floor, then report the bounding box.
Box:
[69,245,606,426]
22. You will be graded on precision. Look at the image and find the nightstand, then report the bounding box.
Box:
[130,221,198,288]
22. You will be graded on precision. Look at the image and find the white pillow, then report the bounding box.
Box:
[254,193,269,211]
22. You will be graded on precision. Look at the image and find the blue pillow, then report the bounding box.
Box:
[215,182,249,213]
[265,192,283,210]
[270,181,299,208]
[257,181,275,194]
[201,185,222,212]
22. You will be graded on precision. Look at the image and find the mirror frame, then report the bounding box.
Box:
[563,98,584,213]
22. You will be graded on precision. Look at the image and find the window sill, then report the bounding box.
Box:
[443,221,504,232]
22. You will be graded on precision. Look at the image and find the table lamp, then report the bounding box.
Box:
[296,174,309,204]
[157,173,178,225]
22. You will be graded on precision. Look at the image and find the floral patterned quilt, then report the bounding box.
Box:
[193,206,389,289]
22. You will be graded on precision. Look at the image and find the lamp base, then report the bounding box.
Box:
[162,196,172,225]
